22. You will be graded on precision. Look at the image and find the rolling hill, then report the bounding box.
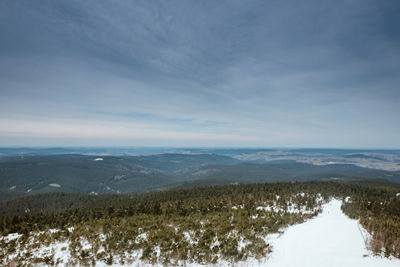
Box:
[1,153,399,202]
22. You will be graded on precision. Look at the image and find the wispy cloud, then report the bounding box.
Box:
[0,0,399,147]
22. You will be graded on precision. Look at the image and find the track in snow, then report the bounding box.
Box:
[264,199,400,267]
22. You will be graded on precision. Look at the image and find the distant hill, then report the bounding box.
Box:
[132,153,239,173]
[0,153,238,199]
[1,153,399,202]
[178,161,400,183]
[0,154,173,195]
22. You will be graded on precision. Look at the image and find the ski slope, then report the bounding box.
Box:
[136,199,400,267]
[2,199,400,267]
[265,199,400,267]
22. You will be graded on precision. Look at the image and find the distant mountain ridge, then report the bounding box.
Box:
[1,152,400,202]
[0,154,238,199]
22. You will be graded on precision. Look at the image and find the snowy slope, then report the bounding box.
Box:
[265,199,400,267]
[99,199,400,267]
[2,199,400,267]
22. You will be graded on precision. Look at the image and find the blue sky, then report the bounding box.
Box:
[0,0,399,148]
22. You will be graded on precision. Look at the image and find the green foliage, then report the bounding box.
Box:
[341,187,400,258]
[1,181,399,265]
[0,182,330,265]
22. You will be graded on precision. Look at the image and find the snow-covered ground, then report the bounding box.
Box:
[2,199,400,267]
[264,199,400,267]
[103,199,400,267]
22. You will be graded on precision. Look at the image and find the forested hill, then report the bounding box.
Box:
[1,154,400,202]
[0,154,238,198]
[175,161,400,183]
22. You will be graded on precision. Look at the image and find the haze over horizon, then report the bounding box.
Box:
[1,0,399,148]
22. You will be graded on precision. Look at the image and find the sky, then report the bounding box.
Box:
[0,0,399,148]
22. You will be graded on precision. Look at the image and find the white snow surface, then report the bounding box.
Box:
[264,199,400,267]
